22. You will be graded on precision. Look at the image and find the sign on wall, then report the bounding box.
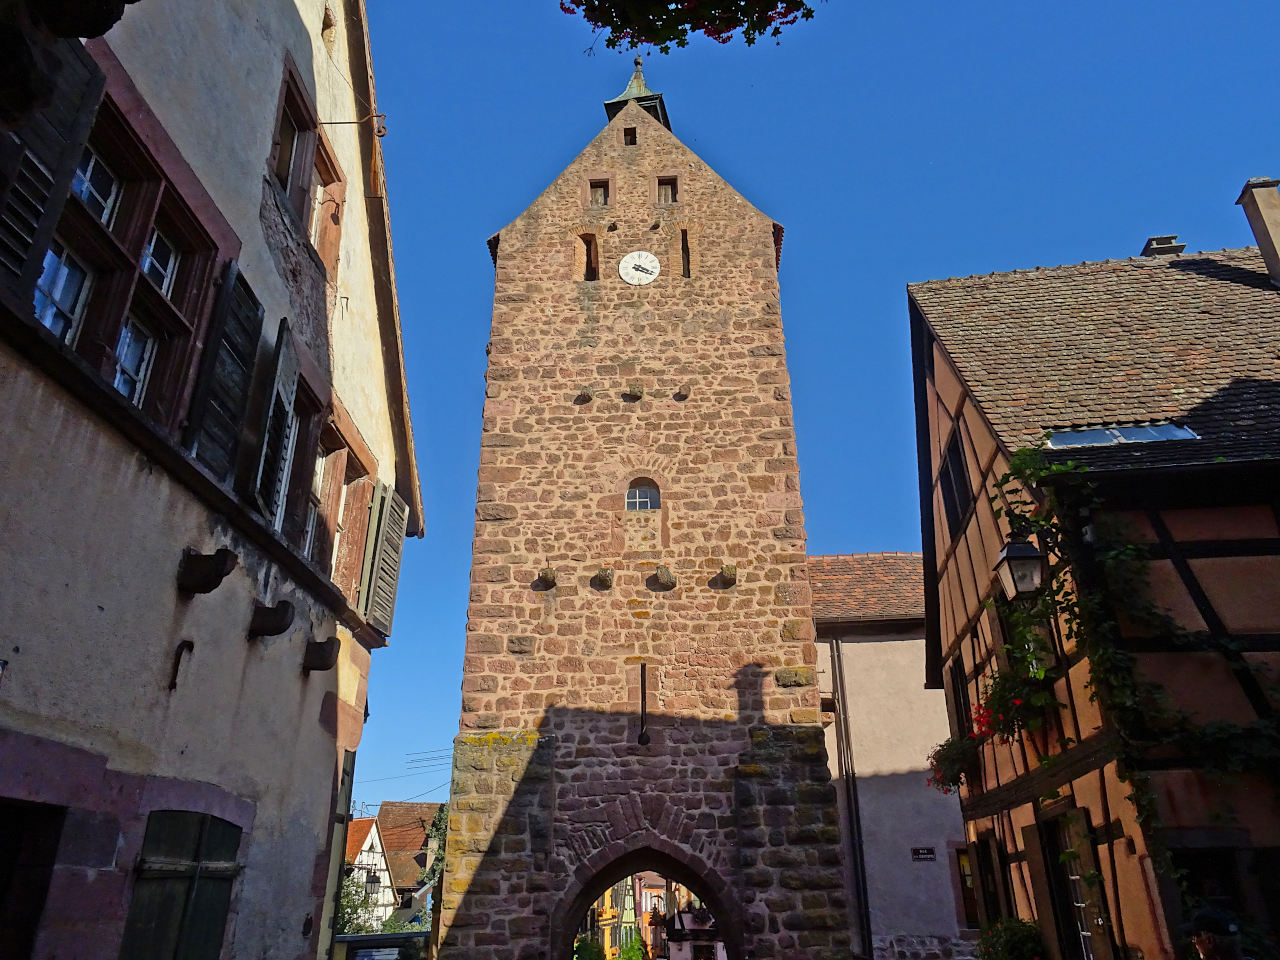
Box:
[911,847,937,862]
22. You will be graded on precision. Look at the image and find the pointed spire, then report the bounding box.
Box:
[603,54,670,130]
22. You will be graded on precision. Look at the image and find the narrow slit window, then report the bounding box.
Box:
[580,234,598,281]
[589,180,610,206]
[681,229,690,278]
[657,177,678,204]
[623,127,637,146]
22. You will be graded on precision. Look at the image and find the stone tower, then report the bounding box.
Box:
[438,61,855,960]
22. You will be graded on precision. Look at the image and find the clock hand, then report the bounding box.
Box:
[632,264,654,275]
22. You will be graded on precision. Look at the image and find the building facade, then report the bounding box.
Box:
[809,553,978,960]
[0,2,420,958]
[909,190,1280,959]
[346,818,399,926]
[436,61,852,960]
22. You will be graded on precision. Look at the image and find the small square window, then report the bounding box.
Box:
[657,177,678,204]
[72,147,119,226]
[143,229,180,297]
[623,127,637,146]
[112,316,157,404]
[34,241,92,344]
[589,180,610,206]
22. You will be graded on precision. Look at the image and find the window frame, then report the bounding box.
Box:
[34,238,93,345]
[268,56,322,220]
[656,176,679,205]
[937,427,973,539]
[71,145,121,226]
[625,479,661,512]
[111,313,159,404]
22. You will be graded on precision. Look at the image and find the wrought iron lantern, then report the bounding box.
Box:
[365,870,381,898]
[994,534,1048,600]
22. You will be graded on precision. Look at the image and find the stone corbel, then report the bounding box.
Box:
[248,600,295,639]
[176,547,238,595]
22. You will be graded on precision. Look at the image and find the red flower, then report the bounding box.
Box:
[1012,698,1023,706]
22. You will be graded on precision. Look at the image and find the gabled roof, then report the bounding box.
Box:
[807,553,924,621]
[346,817,376,863]
[909,247,1280,471]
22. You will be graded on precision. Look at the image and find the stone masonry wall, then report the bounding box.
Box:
[438,98,852,960]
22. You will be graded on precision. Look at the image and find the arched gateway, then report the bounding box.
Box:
[435,62,856,959]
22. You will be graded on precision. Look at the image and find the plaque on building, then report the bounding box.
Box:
[911,847,937,861]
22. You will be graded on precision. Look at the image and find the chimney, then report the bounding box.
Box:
[1140,235,1186,257]
[1235,177,1280,287]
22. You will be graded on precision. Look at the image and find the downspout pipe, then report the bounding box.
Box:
[829,633,875,959]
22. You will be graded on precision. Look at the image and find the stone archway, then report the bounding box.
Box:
[550,832,744,960]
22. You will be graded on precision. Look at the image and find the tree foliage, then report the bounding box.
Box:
[418,803,448,891]
[560,1,817,53]
[335,868,380,935]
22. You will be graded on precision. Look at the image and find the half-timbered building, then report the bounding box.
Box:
[908,186,1280,960]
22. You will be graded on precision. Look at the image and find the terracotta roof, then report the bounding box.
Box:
[807,553,924,621]
[377,802,441,890]
[909,247,1280,470]
[345,818,375,863]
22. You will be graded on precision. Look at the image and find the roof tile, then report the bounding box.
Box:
[807,553,923,621]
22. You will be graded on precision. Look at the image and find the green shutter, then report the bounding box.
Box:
[252,318,300,525]
[358,482,409,637]
[0,39,103,301]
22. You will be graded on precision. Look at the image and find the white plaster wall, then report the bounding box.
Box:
[828,628,970,939]
[102,0,399,484]
[0,345,354,958]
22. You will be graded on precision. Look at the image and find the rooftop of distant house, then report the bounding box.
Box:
[345,817,376,863]
[377,802,441,890]
[807,553,923,621]
[909,246,1280,471]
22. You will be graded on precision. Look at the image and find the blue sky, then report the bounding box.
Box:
[351,0,1280,811]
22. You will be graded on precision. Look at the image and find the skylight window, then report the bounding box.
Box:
[1047,423,1199,448]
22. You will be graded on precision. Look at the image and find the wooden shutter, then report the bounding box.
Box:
[185,261,266,482]
[0,39,104,304]
[358,482,409,637]
[1022,822,1065,960]
[253,319,301,526]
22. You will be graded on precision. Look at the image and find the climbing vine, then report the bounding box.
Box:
[927,441,1280,953]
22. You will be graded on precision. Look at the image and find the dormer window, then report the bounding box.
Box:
[626,478,660,511]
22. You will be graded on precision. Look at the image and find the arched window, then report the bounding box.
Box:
[626,478,660,511]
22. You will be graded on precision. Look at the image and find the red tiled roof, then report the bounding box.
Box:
[908,247,1280,471]
[345,818,375,864]
[377,802,441,890]
[807,553,923,621]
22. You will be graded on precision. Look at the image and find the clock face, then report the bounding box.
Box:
[619,250,661,285]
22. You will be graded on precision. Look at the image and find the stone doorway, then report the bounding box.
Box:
[557,847,738,960]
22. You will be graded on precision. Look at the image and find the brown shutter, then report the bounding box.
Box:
[0,39,104,304]
[185,261,266,482]
[1022,822,1064,960]
[358,482,409,637]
